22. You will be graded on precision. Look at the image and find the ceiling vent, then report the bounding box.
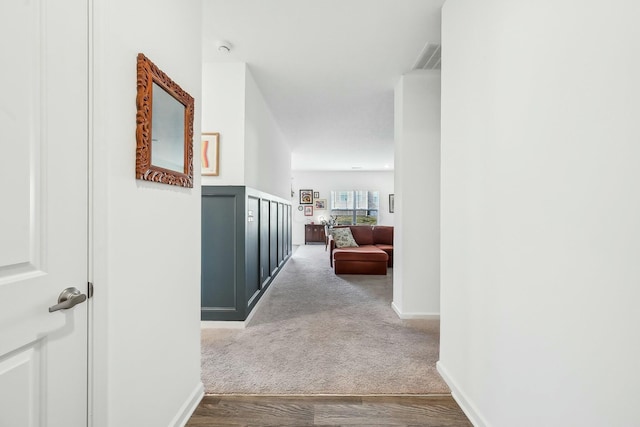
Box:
[412,42,441,70]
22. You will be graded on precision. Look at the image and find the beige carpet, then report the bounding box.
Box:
[201,244,449,394]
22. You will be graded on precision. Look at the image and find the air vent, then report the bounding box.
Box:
[412,42,441,70]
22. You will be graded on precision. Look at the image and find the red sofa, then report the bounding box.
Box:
[328,225,394,275]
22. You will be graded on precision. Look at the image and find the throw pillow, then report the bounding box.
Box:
[332,227,359,248]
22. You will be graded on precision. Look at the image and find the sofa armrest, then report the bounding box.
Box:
[328,236,336,267]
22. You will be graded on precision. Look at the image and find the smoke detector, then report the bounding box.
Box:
[216,40,232,53]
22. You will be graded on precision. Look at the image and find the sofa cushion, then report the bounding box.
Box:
[375,244,394,267]
[372,226,393,245]
[331,227,359,248]
[333,246,388,262]
[349,226,374,245]
[375,244,393,252]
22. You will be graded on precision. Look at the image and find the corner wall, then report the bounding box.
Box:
[245,68,291,199]
[91,0,203,425]
[440,1,640,425]
[201,62,246,186]
[201,63,292,199]
[393,72,441,318]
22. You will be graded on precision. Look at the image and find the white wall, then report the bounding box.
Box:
[439,1,640,426]
[201,62,246,186]
[393,72,441,318]
[291,170,394,245]
[91,1,203,426]
[244,68,292,199]
[201,63,291,198]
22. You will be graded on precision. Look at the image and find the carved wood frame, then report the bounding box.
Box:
[136,53,194,187]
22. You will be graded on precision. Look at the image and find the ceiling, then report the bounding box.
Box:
[202,0,445,171]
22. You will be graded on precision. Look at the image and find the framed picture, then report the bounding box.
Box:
[304,206,313,216]
[297,205,303,211]
[389,194,395,213]
[201,132,219,176]
[314,199,327,210]
[313,191,320,199]
[299,189,313,204]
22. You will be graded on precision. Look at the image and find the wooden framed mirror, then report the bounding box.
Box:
[136,53,194,187]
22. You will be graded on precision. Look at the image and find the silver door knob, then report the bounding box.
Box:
[48,287,87,313]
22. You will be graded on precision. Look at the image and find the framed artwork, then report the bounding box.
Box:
[304,206,314,216]
[314,199,327,210]
[299,189,313,204]
[201,132,219,176]
[297,206,303,211]
[313,191,320,199]
[389,194,395,213]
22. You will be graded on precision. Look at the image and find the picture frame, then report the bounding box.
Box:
[314,199,327,210]
[135,53,194,187]
[299,189,313,204]
[201,132,219,176]
[389,194,395,213]
[297,205,303,211]
[313,191,320,199]
[304,206,314,216]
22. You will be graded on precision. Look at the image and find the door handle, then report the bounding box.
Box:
[49,287,87,313]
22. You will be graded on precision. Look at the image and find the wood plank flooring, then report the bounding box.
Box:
[186,394,472,426]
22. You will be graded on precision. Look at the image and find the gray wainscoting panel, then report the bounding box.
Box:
[202,186,291,321]
[246,196,260,308]
[260,199,271,288]
[269,201,278,275]
[278,203,284,266]
[201,187,244,320]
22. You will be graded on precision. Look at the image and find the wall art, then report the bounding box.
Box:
[299,189,313,204]
[201,132,219,176]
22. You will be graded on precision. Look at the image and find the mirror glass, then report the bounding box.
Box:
[151,83,185,173]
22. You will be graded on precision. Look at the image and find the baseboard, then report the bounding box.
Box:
[201,321,246,329]
[391,302,440,320]
[436,361,489,427]
[170,381,204,427]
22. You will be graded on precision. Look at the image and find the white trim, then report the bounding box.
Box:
[87,0,97,423]
[170,382,204,427]
[391,302,440,320]
[436,361,488,427]
[201,321,246,329]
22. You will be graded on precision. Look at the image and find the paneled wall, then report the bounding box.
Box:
[202,186,292,321]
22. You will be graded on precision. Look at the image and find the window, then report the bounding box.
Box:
[330,190,379,225]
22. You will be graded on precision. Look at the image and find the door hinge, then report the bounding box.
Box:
[88,282,94,299]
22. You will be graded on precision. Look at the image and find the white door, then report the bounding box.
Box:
[0,0,89,426]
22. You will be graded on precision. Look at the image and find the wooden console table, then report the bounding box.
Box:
[304,224,326,244]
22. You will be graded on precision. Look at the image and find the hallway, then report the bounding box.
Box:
[200,244,446,394]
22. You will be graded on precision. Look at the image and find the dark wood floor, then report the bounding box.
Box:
[186,394,472,426]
